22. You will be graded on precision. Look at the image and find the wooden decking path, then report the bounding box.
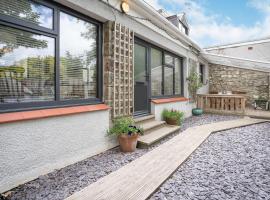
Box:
[66,117,268,200]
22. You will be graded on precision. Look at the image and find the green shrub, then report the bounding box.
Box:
[107,117,144,136]
[162,109,184,125]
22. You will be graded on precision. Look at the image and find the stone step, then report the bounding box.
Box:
[134,115,155,123]
[138,125,181,147]
[138,120,166,132]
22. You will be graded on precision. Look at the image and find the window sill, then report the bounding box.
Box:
[0,104,110,124]
[151,97,189,104]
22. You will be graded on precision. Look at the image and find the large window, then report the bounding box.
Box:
[0,0,101,112]
[149,46,183,97]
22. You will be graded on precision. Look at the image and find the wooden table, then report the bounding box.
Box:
[197,94,246,115]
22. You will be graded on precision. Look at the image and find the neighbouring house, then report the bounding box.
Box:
[0,0,209,193]
[203,38,270,105]
[204,37,270,62]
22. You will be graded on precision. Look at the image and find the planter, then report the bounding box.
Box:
[255,99,268,110]
[192,108,203,116]
[118,134,139,152]
[165,117,178,125]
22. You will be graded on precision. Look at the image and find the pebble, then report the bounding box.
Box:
[149,122,270,200]
[5,114,258,200]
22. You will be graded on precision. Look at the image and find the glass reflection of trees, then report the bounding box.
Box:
[60,12,97,100]
[0,25,54,103]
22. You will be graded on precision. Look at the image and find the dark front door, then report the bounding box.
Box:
[134,43,149,115]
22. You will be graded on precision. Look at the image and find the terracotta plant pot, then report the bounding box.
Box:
[118,134,139,152]
[165,117,178,125]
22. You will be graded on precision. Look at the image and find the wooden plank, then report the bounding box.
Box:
[66,118,267,200]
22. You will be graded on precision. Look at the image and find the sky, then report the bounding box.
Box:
[143,0,270,47]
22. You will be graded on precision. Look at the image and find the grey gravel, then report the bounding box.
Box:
[150,122,270,200]
[4,114,242,200]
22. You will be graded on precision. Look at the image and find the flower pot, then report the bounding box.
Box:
[165,117,178,125]
[118,134,139,152]
[192,108,203,116]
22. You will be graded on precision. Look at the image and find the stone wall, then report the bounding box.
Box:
[103,21,134,119]
[209,64,270,105]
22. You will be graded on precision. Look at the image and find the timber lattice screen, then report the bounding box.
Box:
[104,22,134,119]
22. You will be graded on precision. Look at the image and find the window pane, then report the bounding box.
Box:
[134,44,146,82]
[164,66,173,95]
[165,54,174,65]
[0,25,55,103]
[200,64,204,83]
[175,58,182,95]
[150,48,162,96]
[60,12,97,100]
[0,0,53,29]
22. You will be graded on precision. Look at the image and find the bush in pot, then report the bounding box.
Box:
[162,109,184,126]
[187,68,203,116]
[107,117,143,152]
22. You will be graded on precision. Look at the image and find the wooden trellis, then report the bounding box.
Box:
[104,22,134,119]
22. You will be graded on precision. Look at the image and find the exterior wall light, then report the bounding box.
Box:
[121,0,129,13]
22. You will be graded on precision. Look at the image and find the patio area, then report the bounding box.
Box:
[2,114,269,200]
[1,0,270,199]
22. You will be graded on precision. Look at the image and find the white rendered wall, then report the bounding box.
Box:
[206,42,270,62]
[0,110,116,193]
[151,101,195,121]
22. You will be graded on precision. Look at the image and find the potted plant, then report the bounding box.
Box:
[162,109,184,126]
[187,69,203,116]
[107,117,143,152]
[254,96,268,110]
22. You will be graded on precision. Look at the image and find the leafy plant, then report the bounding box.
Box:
[187,68,203,104]
[107,117,143,136]
[162,109,184,125]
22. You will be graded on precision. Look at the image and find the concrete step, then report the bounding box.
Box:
[134,115,155,123]
[138,120,166,132]
[138,125,181,147]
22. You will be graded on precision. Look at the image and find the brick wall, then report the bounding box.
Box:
[209,64,270,105]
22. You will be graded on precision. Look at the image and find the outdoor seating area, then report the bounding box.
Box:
[197,94,247,115]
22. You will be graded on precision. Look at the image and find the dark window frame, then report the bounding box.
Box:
[0,0,103,113]
[199,63,205,84]
[135,37,184,99]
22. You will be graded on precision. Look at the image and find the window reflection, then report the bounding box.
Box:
[60,12,97,100]
[164,66,173,95]
[165,54,174,66]
[0,25,55,103]
[0,0,53,29]
[151,48,162,96]
[175,58,182,95]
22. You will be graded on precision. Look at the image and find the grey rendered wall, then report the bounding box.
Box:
[0,110,116,193]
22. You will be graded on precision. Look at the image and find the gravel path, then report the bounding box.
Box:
[150,122,270,200]
[4,114,241,200]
